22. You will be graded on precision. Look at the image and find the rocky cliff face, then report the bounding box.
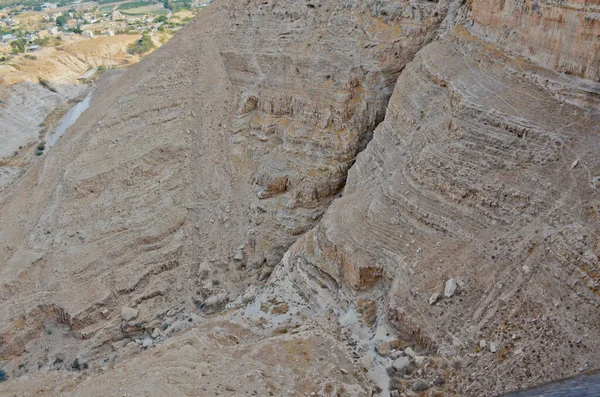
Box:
[471,0,600,81]
[0,0,599,396]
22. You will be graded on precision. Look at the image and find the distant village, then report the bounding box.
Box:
[0,0,212,53]
[2,4,166,47]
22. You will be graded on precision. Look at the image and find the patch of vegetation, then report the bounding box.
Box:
[128,34,154,55]
[9,38,27,54]
[164,0,192,12]
[0,56,8,62]
[33,36,51,46]
[23,54,37,60]
[155,15,168,23]
[121,6,168,16]
[55,15,67,26]
[118,1,151,10]
[0,370,6,382]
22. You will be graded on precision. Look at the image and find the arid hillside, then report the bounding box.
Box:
[0,0,599,396]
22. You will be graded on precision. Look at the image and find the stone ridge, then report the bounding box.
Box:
[288,26,600,394]
[0,0,599,395]
[0,0,457,380]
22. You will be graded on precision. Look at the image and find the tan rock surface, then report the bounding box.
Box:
[0,0,599,396]
[471,0,600,81]
[289,25,600,394]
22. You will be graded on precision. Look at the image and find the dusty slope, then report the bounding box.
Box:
[0,0,599,396]
[0,34,142,173]
[0,0,457,372]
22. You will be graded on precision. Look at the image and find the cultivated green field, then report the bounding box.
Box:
[120,3,168,15]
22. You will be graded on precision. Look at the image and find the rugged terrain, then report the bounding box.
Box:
[0,33,158,172]
[0,0,599,396]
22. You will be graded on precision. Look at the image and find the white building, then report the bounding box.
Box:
[82,30,94,38]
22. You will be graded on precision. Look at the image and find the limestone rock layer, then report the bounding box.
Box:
[0,0,599,396]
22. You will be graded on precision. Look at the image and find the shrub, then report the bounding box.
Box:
[0,370,6,382]
[10,38,27,54]
[37,141,46,151]
[128,34,154,55]
[56,15,67,26]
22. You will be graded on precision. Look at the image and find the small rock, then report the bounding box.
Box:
[390,391,400,397]
[125,341,138,349]
[152,328,161,339]
[490,342,497,353]
[340,368,348,375]
[121,307,138,321]
[111,338,131,350]
[259,267,272,281]
[433,376,445,386]
[233,251,244,261]
[142,338,153,348]
[571,159,579,169]
[444,279,457,297]
[375,342,391,356]
[392,357,412,374]
[358,355,373,369]
[412,380,429,392]
[404,347,417,358]
[414,356,426,366]
[429,293,440,305]
[202,293,229,312]
[479,340,486,349]
[522,265,531,274]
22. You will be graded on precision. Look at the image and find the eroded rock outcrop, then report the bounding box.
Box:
[287,24,600,395]
[0,0,599,395]
[0,0,458,381]
[471,0,600,81]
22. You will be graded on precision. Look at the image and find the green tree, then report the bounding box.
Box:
[56,15,67,26]
[9,38,27,54]
[128,34,154,55]
[155,15,168,23]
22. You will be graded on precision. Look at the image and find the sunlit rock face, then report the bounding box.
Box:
[0,0,599,395]
[287,23,600,396]
[0,0,457,375]
[471,0,600,81]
